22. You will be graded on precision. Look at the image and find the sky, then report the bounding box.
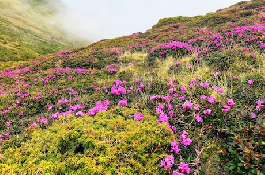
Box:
[59,0,248,41]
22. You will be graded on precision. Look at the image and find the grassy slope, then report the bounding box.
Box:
[0,0,84,68]
[0,0,264,174]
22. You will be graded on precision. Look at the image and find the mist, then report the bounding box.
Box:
[57,0,249,42]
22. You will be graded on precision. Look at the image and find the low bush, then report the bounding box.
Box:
[0,108,175,174]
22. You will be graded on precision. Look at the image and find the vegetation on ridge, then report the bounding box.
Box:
[0,0,86,69]
[0,0,264,174]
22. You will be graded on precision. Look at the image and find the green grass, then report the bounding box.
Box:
[0,0,87,67]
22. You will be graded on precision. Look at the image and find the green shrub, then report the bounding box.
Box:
[0,108,175,174]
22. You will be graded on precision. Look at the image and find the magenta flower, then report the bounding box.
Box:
[134,112,144,121]
[180,86,186,92]
[157,113,169,123]
[214,72,219,77]
[179,95,186,100]
[200,95,207,100]
[76,111,85,116]
[118,100,127,106]
[208,96,216,103]
[233,75,238,79]
[178,162,191,173]
[227,99,235,106]
[194,104,200,111]
[180,130,192,146]
[248,79,254,84]
[31,123,37,127]
[161,154,174,171]
[6,121,11,126]
[39,117,48,124]
[223,105,231,111]
[250,53,256,57]
[182,138,192,146]
[172,171,184,175]
[180,130,188,140]
[48,105,54,110]
[251,112,256,118]
[217,88,224,94]
[200,82,209,88]
[203,109,212,115]
[195,114,202,122]
[256,100,264,110]
[170,140,181,153]
[19,111,23,115]
[168,104,173,111]
[182,101,192,109]
[139,82,144,88]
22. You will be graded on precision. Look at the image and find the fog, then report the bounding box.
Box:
[57,0,249,41]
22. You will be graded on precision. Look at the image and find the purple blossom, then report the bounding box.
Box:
[171,140,181,153]
[134,112,144,121]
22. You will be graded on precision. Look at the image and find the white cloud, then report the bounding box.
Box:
[59,0,248,41]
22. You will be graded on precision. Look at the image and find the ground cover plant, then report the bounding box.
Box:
[0,0,264,174]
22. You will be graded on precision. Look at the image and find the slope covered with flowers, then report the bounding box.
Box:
[0,0,264,174]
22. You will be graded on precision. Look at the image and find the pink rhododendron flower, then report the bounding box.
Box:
[195,114,202,122]
[76,111,85,116]
[19,111,23,115]
[200,95,207,100]
[161,154,174,171]
[182,138,192,146]
[118,100,127,106]
[182,101,192,109]
[171,140,181,153]
[217,88,224,94]
[248,79,254,84]
[39,117,47,124]
[134,112,144,121]
[178,162,191,173]
[168,104,173,111]
[180,86,186,92]
[227,99,235,106]
[194,104,200,111]
[179,95,186,100]
[251,112,256,118]
[172,171,184,175]
[180,130,192,146]
[250,53,256,57]
[6,122,10,126]
[203,109,212,115]
[256,100,264,110]
[157,113,169,123]
[168,110,174,117]
[200,82,209,88]
[214,72,219,76]
[233,75,238,79]
[48,105,54,110]
[208,96,216,103]
[223,105,231,111]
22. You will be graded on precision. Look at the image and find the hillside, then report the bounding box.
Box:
[0,0,264,174]
[0,0,85,69]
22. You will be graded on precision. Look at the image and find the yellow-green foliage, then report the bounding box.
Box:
[0,108,175,174]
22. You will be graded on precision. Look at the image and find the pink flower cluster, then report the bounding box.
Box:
[88,100,110,115]
[111,80,127,95]
[180,130,192,146]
